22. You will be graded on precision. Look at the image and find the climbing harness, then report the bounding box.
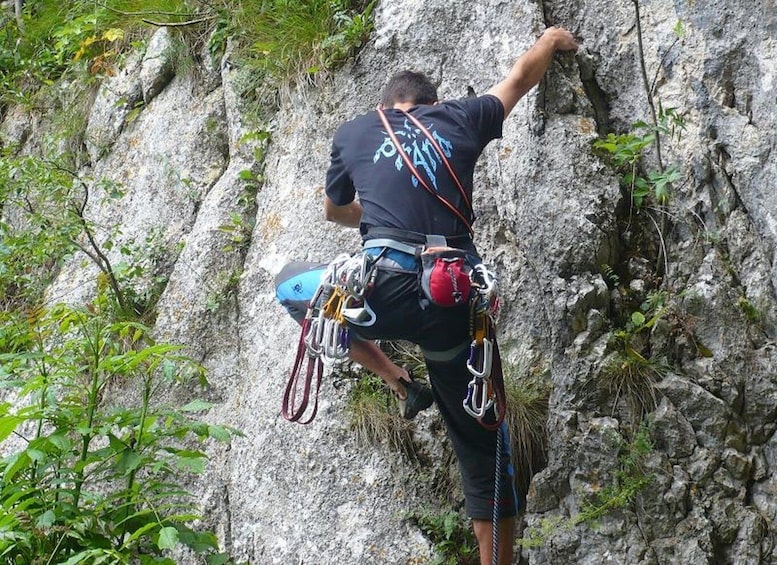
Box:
[282,252,383,424]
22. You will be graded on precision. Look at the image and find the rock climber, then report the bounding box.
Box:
[277,26,578,565]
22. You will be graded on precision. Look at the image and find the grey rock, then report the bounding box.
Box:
[656,373,730,448]
[3,0,777,562]
[650,397,697,460]
[84,52,143,163]
[140,27,176,104]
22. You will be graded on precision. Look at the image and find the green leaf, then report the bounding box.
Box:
[36,509,56,528]
[123,521,160,545]
[631,311,646,327]
[116,449,142,475]
[108,433,127,452]
[26,448,46,463]
[3,451,31,482]
[139,556,176,565]
[175,454,206,474]
[181,400,212,412]
[0,416,23,443]
[61,550,99,565]
[157,526,179,550]
[207,553,231,565]
[207,425,232,442]
[48,433,72,451]
[177,526,219,552]
[673,19,685,38]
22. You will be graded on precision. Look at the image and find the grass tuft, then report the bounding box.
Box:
[503,363,551,500]
[344,373,418,460]
[600,350,663,422]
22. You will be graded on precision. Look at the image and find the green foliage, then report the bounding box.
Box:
[217,213,254,254]
[337,341,428,459]
[0,153,82,312]
[593,22,687,211]
[0,154,175,321]
[0,298,241,563]
[503,363,550,498]
[408,508,479,565]
[519,425,654,548]
[737,296,762,324]
[104,227,179,320]
[1,1,119,105]
[226,0,376,86]
[1,0,376,108]
[0,0,376,121]
[576,424,654,523]
[608,289,668,355]
[593,111,684,209]
[600,263,620,288]
[344,374,417,459]
[672,19,686,39]
[205,268,242,313]
[602,290,668,420]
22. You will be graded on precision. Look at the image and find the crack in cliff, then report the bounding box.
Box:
[576,51,612,136]
[222,482,234,554]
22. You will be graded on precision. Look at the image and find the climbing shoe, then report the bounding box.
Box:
[396,368,434,420]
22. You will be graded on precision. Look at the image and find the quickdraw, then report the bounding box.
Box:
[461,262,508,565]
[282,252,382,424]
[462,264,506,431]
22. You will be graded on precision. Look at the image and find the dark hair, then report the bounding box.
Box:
[380,71,438,107]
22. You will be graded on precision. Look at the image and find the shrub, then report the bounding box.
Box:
[0,297,241,563]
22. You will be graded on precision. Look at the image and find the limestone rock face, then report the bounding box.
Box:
[2,0,777,563]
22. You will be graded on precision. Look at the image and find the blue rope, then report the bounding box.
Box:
[492,425,503,565]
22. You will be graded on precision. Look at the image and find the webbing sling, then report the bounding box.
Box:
[376,107,474,237]
[282,314,324,424]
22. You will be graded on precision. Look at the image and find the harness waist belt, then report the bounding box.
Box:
[363,226,473,249]
[363,242,419,271]
[363,238,420,256]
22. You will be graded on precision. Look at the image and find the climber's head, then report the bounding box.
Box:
[380,71,438,108]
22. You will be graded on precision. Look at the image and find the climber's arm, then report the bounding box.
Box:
[323,196,362,228]
[487,26,579,119]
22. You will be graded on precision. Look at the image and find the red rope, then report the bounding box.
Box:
[376,108,474,237]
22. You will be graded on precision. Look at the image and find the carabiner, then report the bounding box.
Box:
[321,318,348,362]
[463,376,494,418]
[304,318,322,357]
[466,338,493,379]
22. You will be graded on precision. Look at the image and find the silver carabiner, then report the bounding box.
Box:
[466,338,493,379]
[321,318,349,363]
[341,295,376,326]
[463,376,494,418]
[342,252,373,299]
[304,319,322,357]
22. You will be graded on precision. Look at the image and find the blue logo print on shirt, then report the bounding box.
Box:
[373,117,454,191]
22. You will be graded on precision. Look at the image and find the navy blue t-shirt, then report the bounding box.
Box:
[325,95,504,238]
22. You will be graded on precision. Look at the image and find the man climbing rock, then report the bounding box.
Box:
[278,25,577,564]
